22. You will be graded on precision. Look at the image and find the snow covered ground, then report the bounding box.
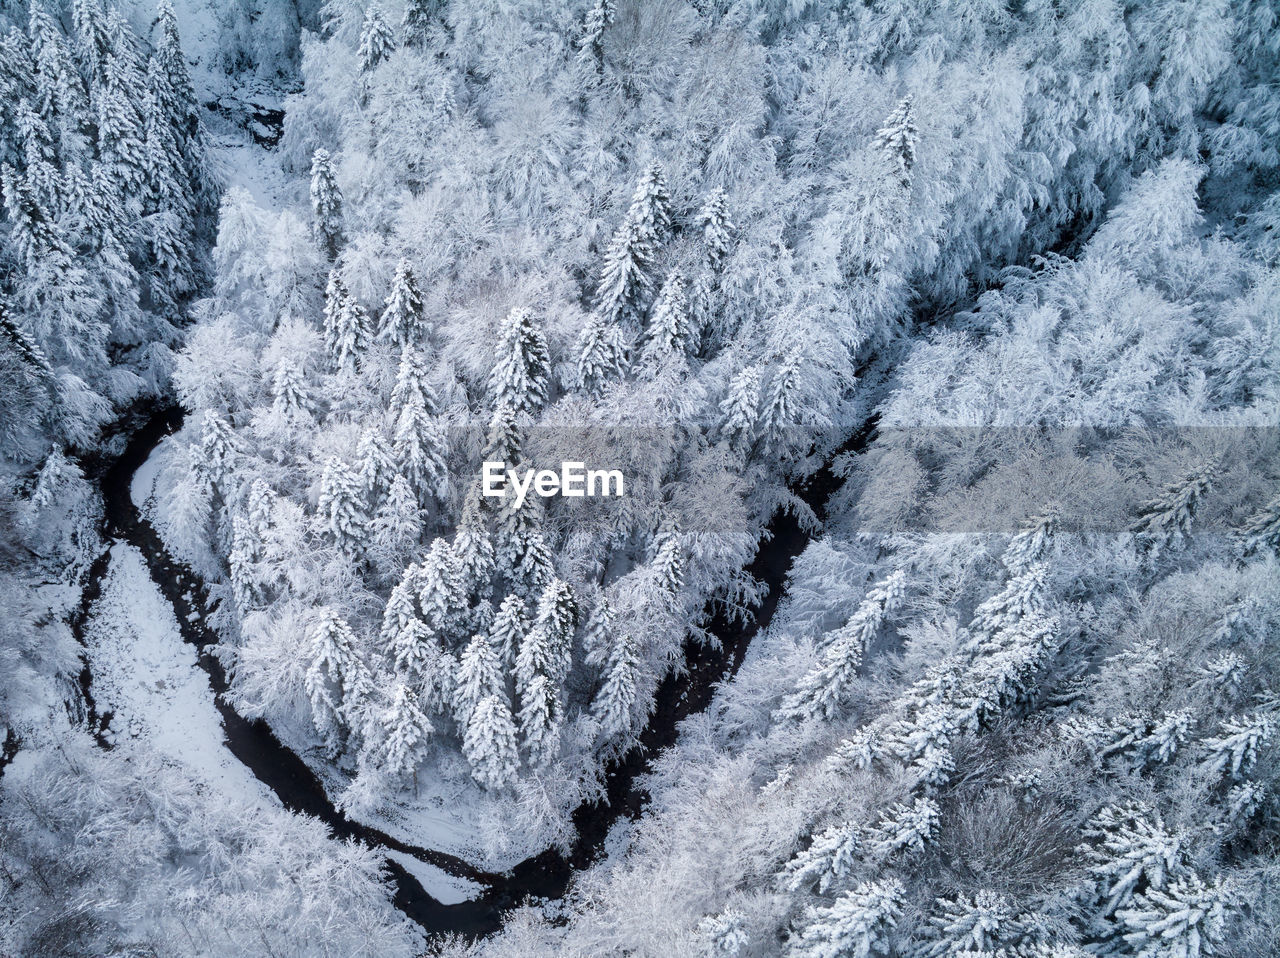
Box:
[81,539,489,899]
[314,757,498,862]
[386,850,485,906]
[130,443,165,512]
[83,542,275,806]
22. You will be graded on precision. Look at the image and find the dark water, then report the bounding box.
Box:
[80,400,873,937]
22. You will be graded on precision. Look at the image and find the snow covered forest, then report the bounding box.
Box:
[1,0,1278,955]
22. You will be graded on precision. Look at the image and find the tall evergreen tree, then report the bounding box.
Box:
[395,619,450,713]
[153,0,210,209]
[488,593,528,671]
[15,101,59,209]
[454,489,495,594]
[920,891,1021,956]
[577,312,627,396]
[874,93,918,186]
[870,797,940,858]
[1240,493,1280,556]
[581,595,616,667]
[141,59,185,208]
[592,631,638,740]
[0,295,50,380]
[484,402,522,465]
[1113,873,1229,958]
[818,570,906,655]
[778,620,864,723]
[643,272,691,361]
[1002,510,1057,573]
[378,682,433,790]
[28,0,87,141]
[532,578,578,686]
[380,563,421,653]
[358,6,395,75]
[380,258,426,347]
[1131,461,1217,557]
[393,385,447,503]
[317,456,369,559]
[402,0,441,46]
[227,516,262,613]
[576,0,615,70]
[374,474,422,557]
[417,537,464,636]
[357,426,397,505]
[1202,712,1275,780]
[2,166,109,420]
[695,187,734,273]
[454,632,503,728]
[272,357,315,421]
[390,343,438,417]
[323,269,372,373]
[199,411,240,493]
[71,0,112,84]
[782,821,863,894]
[651,524,683,605]
[1082,803,1182,917]
[305,608,375,748]
[95,54,148,207]
[31,444,70,512]
[463,692,519,790]
[760,352,801,447]
[310,148,344,259]
[489,307,551,414]
[516,671,560,767]
[154,0,197,129]
[594,163,671,329]
[514,614,553,705]
[506,523,555,598]
[719,365,760,451]
[141,81,194,310]
[790,879,903,958]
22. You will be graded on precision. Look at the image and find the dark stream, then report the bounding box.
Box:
[77,400,873,937]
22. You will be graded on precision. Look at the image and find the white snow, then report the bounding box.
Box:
[130,442,165,511]
[602,815,634,866]
[85,546,491,898]
[311,758,503,866]
[83,542,274,806]
[385,850,485,905]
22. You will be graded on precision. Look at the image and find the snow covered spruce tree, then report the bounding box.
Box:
[873,94,918,187]
[576,0,616,71]
[379,258,426,347]
[592,631,638,741]
[323,268,372,373]
[317,456,369,559]
[595,162,671,329]
[310,147,343,259]
[463,692,519,791]
[577,162,674,392]
[696,187,734,274]
[490,306,551,414]
[402,0,441,46]
[358,6,395,77]
[391,345,446,501]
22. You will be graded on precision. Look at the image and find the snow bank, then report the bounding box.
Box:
[83,542,274,806]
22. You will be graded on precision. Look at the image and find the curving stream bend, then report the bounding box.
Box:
[77,400,871,936]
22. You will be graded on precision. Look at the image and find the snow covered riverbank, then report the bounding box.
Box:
[84,542,271,802]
